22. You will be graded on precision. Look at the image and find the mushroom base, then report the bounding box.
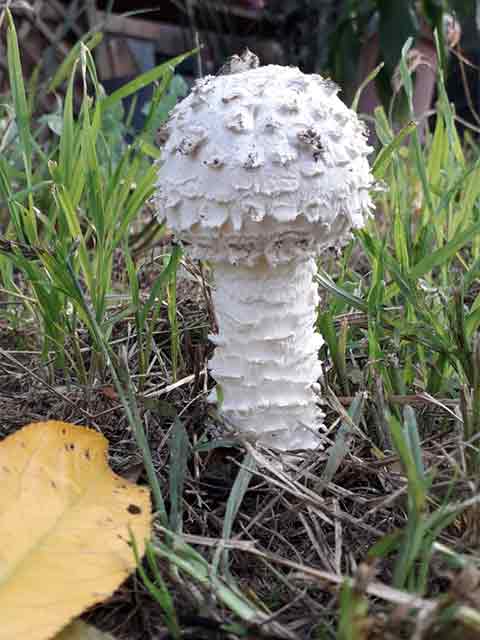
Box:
[209,257,325,450]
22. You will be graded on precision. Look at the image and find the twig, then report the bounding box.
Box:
[244,546,436,610]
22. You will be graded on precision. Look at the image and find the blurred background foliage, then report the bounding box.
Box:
[263,1,475,74]
[179,0,479,130]
[262,0,477,104]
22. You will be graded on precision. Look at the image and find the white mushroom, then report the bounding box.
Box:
[155,62,374,450]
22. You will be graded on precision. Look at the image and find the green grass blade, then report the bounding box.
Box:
[62,253,168,523]
[372,120,417,180]
[58,62,79,192]
[317,393,365,494]
[222,452,256,572]
[316,270,368,313]
[5,9,36,242]
[101,50,197,112]
[351,61,384,112]
[131,537,181,639]
[168,416,190,534]
[403,405,425,486]
[140,246,182,326]
[48,32,103,93]
[388,410,427,515]
[410,219,480,281]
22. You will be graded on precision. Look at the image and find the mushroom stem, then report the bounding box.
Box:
[209,256,324,450]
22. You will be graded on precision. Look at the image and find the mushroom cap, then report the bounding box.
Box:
[155,64,374,265]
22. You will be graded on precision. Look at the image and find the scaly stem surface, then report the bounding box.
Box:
[210,257,324,449]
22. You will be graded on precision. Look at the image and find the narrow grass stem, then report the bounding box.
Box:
[65,256,167,525]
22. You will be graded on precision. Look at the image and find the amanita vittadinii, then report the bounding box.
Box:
[155,55,374,450]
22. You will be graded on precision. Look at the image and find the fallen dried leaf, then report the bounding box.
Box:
[0,421,151,640]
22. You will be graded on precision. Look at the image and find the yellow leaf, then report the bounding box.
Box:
[0,421,151,640]
[54,620,116,640]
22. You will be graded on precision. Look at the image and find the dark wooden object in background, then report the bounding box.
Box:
[0,0,282,117]
[0,1,82,99]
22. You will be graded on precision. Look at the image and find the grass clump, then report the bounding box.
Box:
[0,9,190,383]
